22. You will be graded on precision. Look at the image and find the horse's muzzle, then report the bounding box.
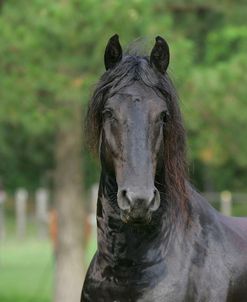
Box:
[117,187,160,225]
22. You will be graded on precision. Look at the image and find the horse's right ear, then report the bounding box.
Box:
[104,34,122,70]
[150,36,170,74]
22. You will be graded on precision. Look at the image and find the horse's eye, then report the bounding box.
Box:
[159,111,169,124]
[103,109,114,120]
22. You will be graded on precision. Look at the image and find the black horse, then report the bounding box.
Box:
[81,35,247,302]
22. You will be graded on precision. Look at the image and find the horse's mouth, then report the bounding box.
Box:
[120,212,152,226]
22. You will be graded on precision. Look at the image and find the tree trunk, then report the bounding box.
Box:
[54,103,84,302]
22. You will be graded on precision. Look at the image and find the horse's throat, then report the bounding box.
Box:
[96,172,176,268]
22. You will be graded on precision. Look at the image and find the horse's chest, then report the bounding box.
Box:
[82,275,188,302]
[82,259,233,302]
[82,262,188,302]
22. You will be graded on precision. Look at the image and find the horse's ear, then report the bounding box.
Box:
[104,34,122,70]
[150,36,170,74]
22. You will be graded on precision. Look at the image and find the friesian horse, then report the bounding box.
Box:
[81,35,247,302]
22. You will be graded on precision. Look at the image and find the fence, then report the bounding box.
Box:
[0,187,246,241]
[202,191,247,217]
[0,188,50,240]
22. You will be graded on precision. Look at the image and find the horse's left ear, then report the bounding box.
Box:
[104,34,122,70]
[150,36,170,74]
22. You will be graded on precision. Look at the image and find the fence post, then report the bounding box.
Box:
[88,184,98,239]
[35,188,49,239]
[220,191,232,216]
[91,184,98,215]
[0,190,6,241]
[90,184,98,224]
[16,188,28,239]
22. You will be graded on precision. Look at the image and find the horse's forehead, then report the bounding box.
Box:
[107,82,165,111]
[118,82,158,99]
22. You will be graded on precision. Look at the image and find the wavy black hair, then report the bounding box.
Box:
[85,53,189,216]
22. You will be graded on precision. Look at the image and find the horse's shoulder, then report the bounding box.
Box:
[218,214,247,247]
[215,215,247,295]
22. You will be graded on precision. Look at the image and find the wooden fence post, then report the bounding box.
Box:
[35,188,49,239]
[220,190,232,216]
[0,190,6,241]
[16,188,28,239]
[89,183,98,230]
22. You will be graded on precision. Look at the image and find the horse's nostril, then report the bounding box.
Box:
[149,189,160,211]
[118,188,160,212]
[121,189,127,198]
[118,189,131,211]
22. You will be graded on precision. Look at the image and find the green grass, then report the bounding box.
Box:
[0,237,97,302]
[85,233,97,264]
[0,240,53,302]
[211,202,247,216]
[231,202,247,216]
[0,202,246,302]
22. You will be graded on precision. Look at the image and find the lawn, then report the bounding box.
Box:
[0,240,53,302]
[0,202,246,302]
[0,237,96,302]
[211,201,247,217]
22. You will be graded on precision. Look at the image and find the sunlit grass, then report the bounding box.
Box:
[0,237,97,302]
[0,240,53,302]
[0,202,246,302]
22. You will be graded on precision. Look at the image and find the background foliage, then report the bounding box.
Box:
[0,0,247,192]
[1,1,247,302]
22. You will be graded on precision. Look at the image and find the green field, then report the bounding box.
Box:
[211,202,247,217]
[0,240,53,302]
[0,202,246,302]
[0,237,97,302]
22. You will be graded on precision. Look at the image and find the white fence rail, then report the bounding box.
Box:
[0,188,246,241]
[203,191,247,216]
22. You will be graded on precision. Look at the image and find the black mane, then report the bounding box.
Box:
[86,54,189,215]
[82,39,247,302]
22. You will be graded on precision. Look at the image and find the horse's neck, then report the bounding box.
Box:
[96,171,177,268]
